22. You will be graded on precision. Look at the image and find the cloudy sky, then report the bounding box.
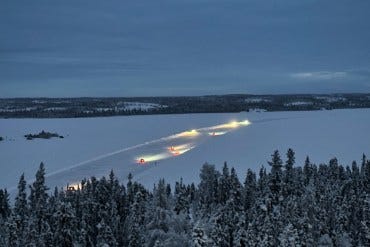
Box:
[1,0,369,97]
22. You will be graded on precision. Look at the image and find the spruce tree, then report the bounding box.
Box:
[96,219,118,247]
[174,178,189,215]
[244,169,256,212]
[13,173,28,246]
[303,156,312,185]
[52,201,76,246]
[5,217,18,247]
[219,162,231,204]
[244,169,257,223]
[192,222,210,247]
[268,150,283,204]
[127,191,145,247]
[284,148,295,195]
[27,162,50,246]
[0,189,10,219]
[199,163,219,210]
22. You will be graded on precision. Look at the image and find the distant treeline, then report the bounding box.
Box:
[1,93,370,118]
[1,150,370,246]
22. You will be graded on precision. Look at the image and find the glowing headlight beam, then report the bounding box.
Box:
[65,182,81,191]
[168,143,189,151]
[136,152,172,164]
[208,119,251,130]
[136,119,251,165]
[175,129,199,138]
[239,120,251,126]
[171,146,195,156]
[168,143,195,156]
[208,131,227,136]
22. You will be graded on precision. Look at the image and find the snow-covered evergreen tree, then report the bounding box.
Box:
[278,223,301,246]
[198,163,219,211]
[268,150,283,204]
[192,222,211,247]
[0,189,10,219]
[243,169,256,213]
[27,162,50,246]
[96,219,118,247]
[13,173,28,246]
[52,201,76,246]
[174,178,190,215]
[127,190,146,247]
[0,151,369,247]
[284,148,295,196]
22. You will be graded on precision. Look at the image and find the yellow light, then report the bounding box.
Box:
[168,143,194,156]
[65,182,81,191]
[210,121,238,130]
[209,119,251,130]
[230,121,239,128]
[176,129,199,138]
[240,120,251,126]
[171,146,194,156]
[168,143,191,151]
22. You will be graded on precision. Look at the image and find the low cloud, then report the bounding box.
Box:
[290,71,347,80]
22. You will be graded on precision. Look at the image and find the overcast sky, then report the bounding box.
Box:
[1,0,370,97]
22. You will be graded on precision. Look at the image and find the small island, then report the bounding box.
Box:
[24,130,64,140]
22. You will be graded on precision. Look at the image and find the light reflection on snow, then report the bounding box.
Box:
[239,120,251,126]
[66,182,81,191]
[208,119,251,130]
[135,119,251,165]
[175,129,199,138]
[168,143,192,152]
[50,118,252,192]
[208,131,227,136]
[169,143,195,156]
[136,152,172,164]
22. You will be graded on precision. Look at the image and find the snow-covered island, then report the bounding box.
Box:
[24,130,64,140]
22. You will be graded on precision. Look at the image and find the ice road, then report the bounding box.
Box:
[45,120,251,190]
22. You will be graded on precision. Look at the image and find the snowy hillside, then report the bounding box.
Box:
[1,109,369,193]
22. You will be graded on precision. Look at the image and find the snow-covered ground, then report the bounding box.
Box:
[1,109,369,194]
[0,101,166,113]
[120,102,167,111]
[244,98,271,103]
[284,101,313,106]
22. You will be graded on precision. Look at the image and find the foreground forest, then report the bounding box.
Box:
[1,150,370,246]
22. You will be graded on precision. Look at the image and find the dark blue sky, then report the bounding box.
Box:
[1,0,370,97]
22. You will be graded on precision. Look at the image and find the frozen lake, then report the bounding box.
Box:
[1,109,369,193]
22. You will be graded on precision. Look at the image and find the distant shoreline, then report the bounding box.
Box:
[0,93,369,119]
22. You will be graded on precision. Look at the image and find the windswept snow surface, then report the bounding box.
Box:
[1,109,369,193]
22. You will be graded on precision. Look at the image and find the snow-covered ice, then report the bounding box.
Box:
[0,109,369,193]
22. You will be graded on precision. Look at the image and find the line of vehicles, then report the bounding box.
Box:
[136,119,251,165]
[137,143,194,164]
[64,119,252,192]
